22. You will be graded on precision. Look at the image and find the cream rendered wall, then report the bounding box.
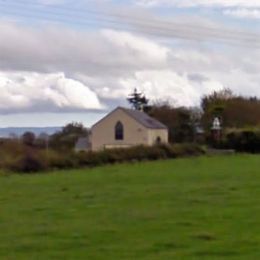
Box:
[91,109,149,151]
[147,129,168,146]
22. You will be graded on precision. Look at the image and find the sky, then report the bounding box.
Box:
[0,0,260,127]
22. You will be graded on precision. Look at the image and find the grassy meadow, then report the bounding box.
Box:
[0,154,260,259]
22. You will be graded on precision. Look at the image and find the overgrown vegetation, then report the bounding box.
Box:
[49,122,89,151]
[0,140,205,173]
[220,129,260,153]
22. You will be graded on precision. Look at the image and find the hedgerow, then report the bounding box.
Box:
[0,143,205,173]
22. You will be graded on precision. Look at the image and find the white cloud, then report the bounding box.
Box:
[224,8,260,19]
[0,72,103,113]
[118,70,224,107]
[102,29,170,64]
[37,0,65,4]
[0,21,172,75]
[0,20,260,115]
[136,0,260,8]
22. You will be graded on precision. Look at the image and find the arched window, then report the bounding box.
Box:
[115,121,124,140]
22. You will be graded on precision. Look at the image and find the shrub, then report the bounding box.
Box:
[47,151,78,169]
[1,141,205,173]
[73,143,204,168]
[85,151,112,166]
[142,145,168,160]
[9,151,47,173]
[22,132,36,146]
[222,129,260,153]
[158,144,177,158]
[172,143,205,157]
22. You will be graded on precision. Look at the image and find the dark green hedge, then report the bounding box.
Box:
[220,130,260,153]
[5,144,205,173]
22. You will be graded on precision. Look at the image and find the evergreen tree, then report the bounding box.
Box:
[127,88,148,111]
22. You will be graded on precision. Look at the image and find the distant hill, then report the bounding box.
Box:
[0,127,61,138]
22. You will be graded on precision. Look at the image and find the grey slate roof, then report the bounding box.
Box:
[119,107,167,129]
[75,137,91,151]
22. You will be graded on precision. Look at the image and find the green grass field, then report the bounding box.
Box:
[0,154,259,259]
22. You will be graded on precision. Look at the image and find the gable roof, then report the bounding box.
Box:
[92,107,167,130]
[120,107,167,129]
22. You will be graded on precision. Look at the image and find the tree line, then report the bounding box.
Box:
[128,88,260,149]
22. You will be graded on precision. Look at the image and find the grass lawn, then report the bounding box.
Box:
[0,154,260,259]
